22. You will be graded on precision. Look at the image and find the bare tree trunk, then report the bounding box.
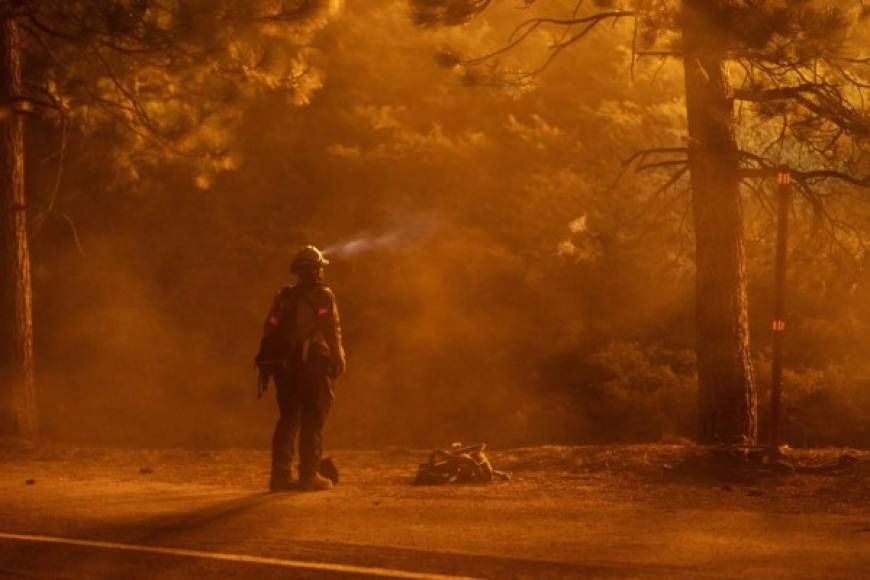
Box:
[682,0,756,444]
[0,17,37,440]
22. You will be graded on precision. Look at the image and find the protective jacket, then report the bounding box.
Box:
[260,282,346,375]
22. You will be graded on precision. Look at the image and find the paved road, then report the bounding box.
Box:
[0,468,867,578]
[0,531,706,579]
[0,486,698,579]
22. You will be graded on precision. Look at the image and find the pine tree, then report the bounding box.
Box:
[410,0,869,444]
[0,0,336,440]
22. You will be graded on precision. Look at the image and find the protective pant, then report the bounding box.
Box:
[271,356,334,483]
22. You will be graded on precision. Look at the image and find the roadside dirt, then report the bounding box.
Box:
[1,442,868,579]
[1,442,867,516]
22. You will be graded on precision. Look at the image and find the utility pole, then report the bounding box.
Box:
[770,168,791,450]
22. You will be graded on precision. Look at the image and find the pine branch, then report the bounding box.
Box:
[621,147,688,167]
[635,159,688,172]
[733,83,822,102]
[734,83,869,137]
[461,10,634,80]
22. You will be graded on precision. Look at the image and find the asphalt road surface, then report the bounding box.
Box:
[0,448,867,579]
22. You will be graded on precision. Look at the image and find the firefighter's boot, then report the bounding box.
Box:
[299,471,333,492]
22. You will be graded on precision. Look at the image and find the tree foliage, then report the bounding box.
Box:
[15,0,333,189]
[411,0,869,219]
[408,0,869,444]
[0,0,335,439]
[17,0,867,447]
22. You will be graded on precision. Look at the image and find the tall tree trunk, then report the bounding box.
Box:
[682,0,756,444]
[0,17,36,440]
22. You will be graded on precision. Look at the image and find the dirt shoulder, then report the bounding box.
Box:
[1,443,867,515]
[0,444,868,579]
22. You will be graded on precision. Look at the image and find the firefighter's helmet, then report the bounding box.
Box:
[291,245,329,272]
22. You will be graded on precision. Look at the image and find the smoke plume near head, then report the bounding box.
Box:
[323,213,439,259]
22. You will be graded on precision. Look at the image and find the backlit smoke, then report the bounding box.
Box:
[324,231,402,258]
[323,214,438,258]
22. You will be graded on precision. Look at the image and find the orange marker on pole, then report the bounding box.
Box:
[770,168,791,449]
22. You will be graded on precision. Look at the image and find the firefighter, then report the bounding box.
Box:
[256,245,346,491]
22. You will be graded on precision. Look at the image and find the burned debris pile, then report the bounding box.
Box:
[414,443,511,485]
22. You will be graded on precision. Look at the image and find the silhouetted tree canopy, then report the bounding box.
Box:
[1,1,866,448]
